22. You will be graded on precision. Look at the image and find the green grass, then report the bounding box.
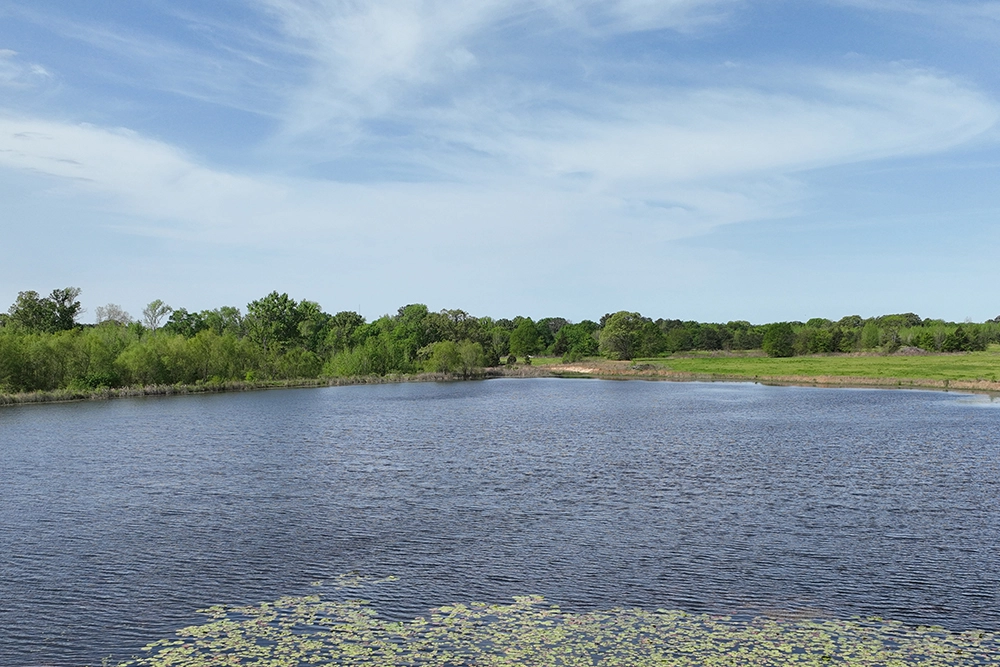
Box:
[523,356,568,366]
[640,348,1000,383]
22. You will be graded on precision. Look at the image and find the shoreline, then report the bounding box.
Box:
[545,360,1000,394]
[3,362,998,407]
[0,366,553,407]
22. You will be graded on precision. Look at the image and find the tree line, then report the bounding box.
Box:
[1,287,999,394]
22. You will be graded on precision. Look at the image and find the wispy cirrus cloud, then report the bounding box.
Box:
[831,0,1000,39]
[0,116,285,237]
[0,48,51,88]
[257,0,745,142]
[0,59,994,246]
[0,3,997,246]
[1,1,999,320]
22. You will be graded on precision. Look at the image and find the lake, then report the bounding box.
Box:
[1,378,998,666]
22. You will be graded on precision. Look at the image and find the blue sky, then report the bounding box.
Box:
[1,0,998,324]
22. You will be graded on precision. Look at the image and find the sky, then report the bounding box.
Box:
[1,0,999,324]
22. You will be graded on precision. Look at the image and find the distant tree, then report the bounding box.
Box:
[912,330,937,352]
[50,287,83,330]
[295,300,332,353]
[162,308,206,337]
[762,322,795,358]
[457,340,484,377]
[693,323,727,351]
[95,303,132,325]
[599,311,647,360]
[245,292,305,350]
[7,290,57,332]
[325,311,366,355]
[877,313,923,328]
[423,340,459,373]
[837,315,864,329]
[536,317,568,351]
[860,321,881,350]
[795,326,834,355]
[485,326,510,364]
[941,326,971,352]
[552,320,599,360]
[6,287,81,332]
[509,318,541,357]
[202,306,244,336]
[538,317,570,336]
[142,299,173,331]
[393,304,433,357]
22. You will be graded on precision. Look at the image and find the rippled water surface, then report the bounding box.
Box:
[1,379,999,666]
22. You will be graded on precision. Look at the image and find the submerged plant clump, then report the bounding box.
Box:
[119,593,999,667]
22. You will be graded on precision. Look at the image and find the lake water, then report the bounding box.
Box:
[1,378,998,666]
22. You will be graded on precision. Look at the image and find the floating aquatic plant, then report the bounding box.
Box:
[119,591,999,666]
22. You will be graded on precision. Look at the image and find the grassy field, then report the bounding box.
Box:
[640,347,1000,383]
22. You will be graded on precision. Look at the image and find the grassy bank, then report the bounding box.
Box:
[0,366,553,407]
[6,350,999,406]
[537,348,1000,393]
[648,347,1000,383]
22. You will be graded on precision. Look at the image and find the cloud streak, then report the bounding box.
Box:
[1,57,994,249]
[0,49,51,88]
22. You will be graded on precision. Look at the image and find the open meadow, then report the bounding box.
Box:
[648,347,1000,383]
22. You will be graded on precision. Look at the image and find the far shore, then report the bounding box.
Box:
[0,367,551,407]
[540,358,1000,394]
[4,356,999,407]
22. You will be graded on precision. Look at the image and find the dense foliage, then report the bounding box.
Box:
[2,288,999,394]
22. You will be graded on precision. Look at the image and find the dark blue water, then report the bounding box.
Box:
[1,379,998,666]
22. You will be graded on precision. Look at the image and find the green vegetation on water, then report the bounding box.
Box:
[117,579,999,667]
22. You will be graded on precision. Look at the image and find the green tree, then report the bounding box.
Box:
[202,306,244,336]
[794,327,834,355]
[50,287,83,331]
[295,300,332,353]
[941,326,971,352]
[325,311,366,355]
[163,308,206,337]
[860,321,881,350]
[6,288,81,333]
[599,311,647,360]
[457,340,484,377]
[762,322,795,358]
[423,340,461,373]
[509,318,541,358]
[7,291,56,332]
[552,320,599,360]
[245,292,306,350]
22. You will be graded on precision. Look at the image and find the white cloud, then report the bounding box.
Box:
[516,68,998,185]
[0,3,996,257]
[0,49,51,88]
[540,0,741,33]
[258,0,744,141]
[0,117,286,237]
[0,61,994,251]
